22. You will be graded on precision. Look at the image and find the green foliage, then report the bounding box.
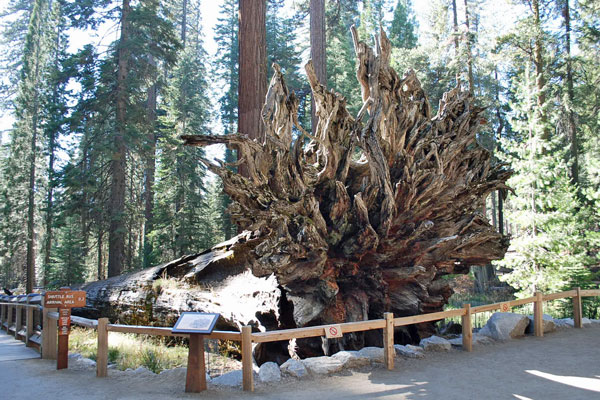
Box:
[493,0,600,298]
[326,0,362,114]
[46,214,87,287]
[390,0,456,112]
[389,0,417,49]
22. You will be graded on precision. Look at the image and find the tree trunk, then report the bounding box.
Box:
[463,0,474,92]
[108,0,130,278]
[26,21,44,294]
[44,128,56,287]
[563,0,578,184]
[310,0,326,135]
[238,0,267,177]
[97,231,104,280]
[451,0,459,83]
[181,0,187,45]
[532,0,549,144]
[144,54,157,269]
[26,107,38,294]
[43,23,62,288]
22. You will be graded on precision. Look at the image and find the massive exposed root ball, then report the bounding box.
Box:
[182,28,510,342]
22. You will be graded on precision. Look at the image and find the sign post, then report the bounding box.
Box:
[172,312,220,393]
[44,288,86,370]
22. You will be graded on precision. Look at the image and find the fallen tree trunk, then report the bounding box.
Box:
[78,232,282,333]
[80,28,510,361]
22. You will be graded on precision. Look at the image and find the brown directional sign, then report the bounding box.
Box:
[44,290,86,308]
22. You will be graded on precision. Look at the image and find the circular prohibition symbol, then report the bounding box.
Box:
[328,326,338,336]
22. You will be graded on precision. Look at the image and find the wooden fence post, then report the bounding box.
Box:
[42,307,57,360]
[241,326,254,392]
[15,304,22,339]
[383,312,394,370]
[0,302,5,329]
[534,292,543,337]
[26,298,34,347]
[462,304,472,352]
[573,287,583,328]
[7,303,14,335]
[97,318,109,377]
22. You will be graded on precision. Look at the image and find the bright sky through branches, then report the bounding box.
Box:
[0,0,522,144]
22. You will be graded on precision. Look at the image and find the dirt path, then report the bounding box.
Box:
[1,326,599,399]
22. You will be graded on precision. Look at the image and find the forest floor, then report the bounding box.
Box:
[1,325,599,399]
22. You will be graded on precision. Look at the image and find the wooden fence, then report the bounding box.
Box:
[1,287,599,392]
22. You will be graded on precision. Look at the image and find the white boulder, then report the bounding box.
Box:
[448,333,495,347]
[420,335,452,351]
[258,362,281,383]
[331,350,371,368]
[356,347,384,363]
[212,370,243,387]
[394,344,425,358]
[301,356,344,375]
[280,358,308,378]
[555,318,591,328]
[478,312,529,341]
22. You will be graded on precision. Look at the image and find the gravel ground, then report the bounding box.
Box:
[1,325,599,399]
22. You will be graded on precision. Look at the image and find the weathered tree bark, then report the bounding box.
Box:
[82,29,510,362]
[310,0,326,134]
[81,232,282,334]
[108,0,130,278]
[238,0,267,177]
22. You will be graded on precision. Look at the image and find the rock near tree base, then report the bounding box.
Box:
[478,313,529,341]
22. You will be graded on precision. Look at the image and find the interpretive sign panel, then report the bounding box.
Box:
[44,290,86,308]
[172,312,220,334]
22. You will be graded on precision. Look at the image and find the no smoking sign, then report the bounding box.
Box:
[325,324,343,339]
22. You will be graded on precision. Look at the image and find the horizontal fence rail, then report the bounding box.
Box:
[1,287,599,392]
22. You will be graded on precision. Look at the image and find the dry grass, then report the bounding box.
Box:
[68,327,240,375]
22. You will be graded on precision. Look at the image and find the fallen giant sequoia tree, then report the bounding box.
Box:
[81,29,510,359]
